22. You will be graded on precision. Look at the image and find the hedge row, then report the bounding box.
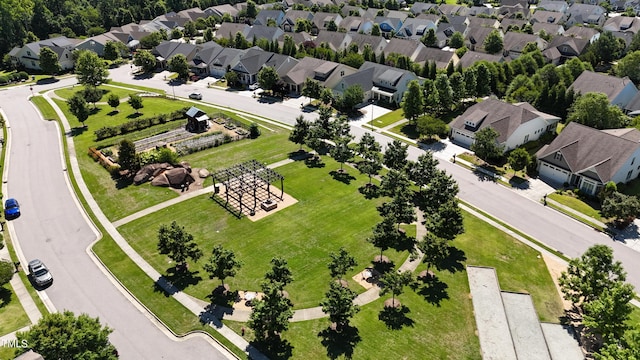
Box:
[94,107,190,140]
[0,72,29,85]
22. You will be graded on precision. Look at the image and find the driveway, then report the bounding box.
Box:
[0,80,231,359]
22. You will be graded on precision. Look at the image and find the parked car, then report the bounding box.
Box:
[28,259,53,287]
[4,198,20,219]
[189,92,203,100]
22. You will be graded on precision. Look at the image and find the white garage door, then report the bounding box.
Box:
[452,129,474,148]
[539,162,569,185]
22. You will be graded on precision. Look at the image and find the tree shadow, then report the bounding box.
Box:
[438,246,466,273]
[413,275,450,306]
[163,265,202,291]
[358,184,380,199]
[371,260,395,274]
[318,325,362,359]
[36,77,60,85]
[0,286,12,307]
[107,110,120,116]
[304,155,325,168]
[70,126,88,136]
[391,232,417,253]
[378,305,415,330]
[206,285,239,308]
[329,170,356,184]
[89,107,101,115]
[288,150,310,161]
[252,337,294,360]
[127,112,143,119]
[114,175,134,189]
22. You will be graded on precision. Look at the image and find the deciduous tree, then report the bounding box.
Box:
[75,50,108,87]
[83,86,102,108]
[203,245,242,287]
[168,54,189,81]
[327,247,357,280]
[249,283,293,342]
[117,138,139,173]
[67,93,90,126]
[330,135,354,172]
[107,93,120,112]
[320,281,359,330]
[583,281,634,343]
[134,49,156,73]
[265,257,293,289]
[409,152,439,194]
[416,115,447,140]
[471,127,504,161]
[383,139,408,171]
[39,46,60,76]
[289,115,310,150]
[128,94,143,114]
[483,29,503,54]
[16,311,117,360]
[601,192,640,228]
[258,66,279,94]
[401,80,424,123]
[567,92,627,130]
[368,216,401,262]
[507,147,531,174]
[157,221,203,271]
[0,260,14,287]
[379,271,413,307]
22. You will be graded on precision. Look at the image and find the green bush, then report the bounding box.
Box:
[0,76,9,85]
[94,108,190,141]
[17,71,28,80]
[249,123,260,138]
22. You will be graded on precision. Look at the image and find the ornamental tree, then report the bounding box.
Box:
[203,245,242,287]
[157,221,203,271]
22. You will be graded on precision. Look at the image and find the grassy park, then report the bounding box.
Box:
[43,82,569,359]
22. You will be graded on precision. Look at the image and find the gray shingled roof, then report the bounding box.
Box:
[450,99,543,143]
[570,71,635,102]
[537,122,640,183]
[458,50,503,68]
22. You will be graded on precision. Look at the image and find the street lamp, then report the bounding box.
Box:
[369,98,375,131]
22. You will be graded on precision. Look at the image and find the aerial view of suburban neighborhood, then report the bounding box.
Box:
[2,0,640,358]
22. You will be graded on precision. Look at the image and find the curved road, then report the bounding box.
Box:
[109,66,640,291]
[0,80,229,359]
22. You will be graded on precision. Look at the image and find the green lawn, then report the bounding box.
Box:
[223,210,564,359]
[372,109,405,128]
[389,122,420,140]
[548,192,603,222]
[107,81,168,95]
[117,157,406,309]
[0,283,30,335]
[52,84,296,221]
[30,96,59,121]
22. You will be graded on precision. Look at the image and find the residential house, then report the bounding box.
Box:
[246,25,285,43]
[382,38,427,62]
[498,1,530,19]
[281,10,314,32]
[465,26,502,53]
[314,31,352,52]
[340,5,366,18]
[501,18,529,32]
[603,16,640,48]
[348,33,388,56]
[563,26,600,43]
[231,47,276,84]
[457,50,503,68]
[282,57,340,93]
[467,17,501,29]
[359,61,418,105]
[530,10,566,25]
[340,16,374,34]
[439,4,467,16]
[278,31,313,50]
[467,6,500,17]
[254,9,286,26]
[411,2,439,15]
[311,12,343,35]
[177,7,207,23]
[502,32,547,59]
[536,122,640,194]
[532,22,564,36]
[542,35,590,64]
[215,23,250,40]
[189,42,224,76]
[208,47,244,78]
[450,99,560,152]
[204,4,240,21]
[565,3,606,27]
[332,67,375,105]
[375,16,404,37]
[395,18,437,41]
[153,41,199,68]
[436,16,469,48]
[570,71,639,112]
[414,47,459,70]
[10,36,78,71]
[537,0,569,13]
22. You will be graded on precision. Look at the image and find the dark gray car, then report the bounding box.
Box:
[28,259,53,287]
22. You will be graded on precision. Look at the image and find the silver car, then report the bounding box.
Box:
[28,259,53,287]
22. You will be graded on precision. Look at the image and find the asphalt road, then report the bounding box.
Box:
[109,66,640,291]
[0,80,229,359]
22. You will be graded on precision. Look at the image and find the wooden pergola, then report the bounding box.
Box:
[211,159,284,217]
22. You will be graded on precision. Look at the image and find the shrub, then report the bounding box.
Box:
[0,76,9,84]
[249,123,260,138]
[18,71,28,80]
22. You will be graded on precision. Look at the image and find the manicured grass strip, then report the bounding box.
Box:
[0,283,31,335]
[107,81,167,95]
[546,202,606,232]
[372,108,404,128]
[548,192,603,222]
[92,237,248,359]
[30,96,59,121]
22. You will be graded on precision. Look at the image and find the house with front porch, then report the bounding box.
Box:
[449,99,560,152]
[569,71,639,113]
[536,122,640,195]
[10,36,78,71]
[358,61,418,105]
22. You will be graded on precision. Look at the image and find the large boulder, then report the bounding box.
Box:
[133,163,172,185]
[151,167,195,188]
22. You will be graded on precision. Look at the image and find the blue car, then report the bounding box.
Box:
[4,198,20,219]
